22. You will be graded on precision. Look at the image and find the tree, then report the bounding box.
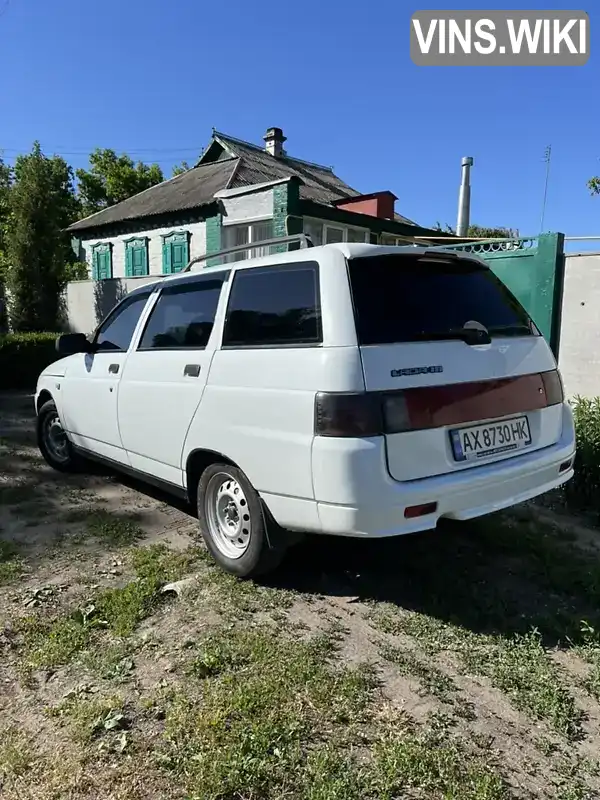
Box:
[6,142,79,331]
[172,161,191,176]
[76,149,164,217]
[434,222,519,238]
[0,157,12,330]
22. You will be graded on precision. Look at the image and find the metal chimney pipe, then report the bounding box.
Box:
[456,156,474,237]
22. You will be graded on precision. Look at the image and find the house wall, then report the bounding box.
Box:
[558,252,600,399]
[80,220,207,280]
[66,189,278,332]
[221,189,273,223]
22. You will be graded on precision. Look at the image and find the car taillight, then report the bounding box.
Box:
[542,369,564,405]
[314,392,383,437]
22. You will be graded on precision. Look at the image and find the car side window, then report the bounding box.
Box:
[138,273,227,350]
[222,262,322,348]
[94,292,152,352]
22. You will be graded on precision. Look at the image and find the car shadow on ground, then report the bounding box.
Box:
[2,391,596,648]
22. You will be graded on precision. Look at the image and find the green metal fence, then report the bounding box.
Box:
[433,233,566,358]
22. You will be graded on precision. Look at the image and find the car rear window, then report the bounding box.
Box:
[347,253,538,346]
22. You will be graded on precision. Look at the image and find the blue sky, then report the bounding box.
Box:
[0,0,598,247]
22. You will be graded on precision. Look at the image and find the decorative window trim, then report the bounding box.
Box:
[90,242,113,281]
[124,237,150,277]
[161,230,191,275]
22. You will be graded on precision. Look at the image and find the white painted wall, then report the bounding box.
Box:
[80,220,207,279]
[221,189,273,224]
[558,252,600,399]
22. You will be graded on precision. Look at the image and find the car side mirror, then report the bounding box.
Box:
[55,333,93,356]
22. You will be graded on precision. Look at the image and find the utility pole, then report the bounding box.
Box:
[456,156,474,237]
[540,145,552,233]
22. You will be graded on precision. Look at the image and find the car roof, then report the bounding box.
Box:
[155,242,485,286]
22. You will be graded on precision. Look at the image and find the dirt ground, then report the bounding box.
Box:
[2,391,600,800]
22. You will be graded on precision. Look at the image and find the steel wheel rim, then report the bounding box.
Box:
[205,472,252,559]
[43,412,69,464]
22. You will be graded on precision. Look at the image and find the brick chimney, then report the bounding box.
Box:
[333,191,397,220]
[264,127,287,158]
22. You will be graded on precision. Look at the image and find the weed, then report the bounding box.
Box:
[85,511,144,546]
[0,727,33,779]
[0,540,23,585]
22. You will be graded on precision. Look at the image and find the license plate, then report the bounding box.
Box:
[450,416,532,462]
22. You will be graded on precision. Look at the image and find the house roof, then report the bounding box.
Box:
[68,129,417,233]
[68,159,236,233]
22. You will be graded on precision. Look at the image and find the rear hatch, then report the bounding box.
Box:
[347,250,564,481]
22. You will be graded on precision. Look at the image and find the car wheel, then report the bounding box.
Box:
[37,399,82,473]
[197,462,287,578]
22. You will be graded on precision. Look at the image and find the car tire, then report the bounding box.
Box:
[37,399,82,473]
[197,462,287,578]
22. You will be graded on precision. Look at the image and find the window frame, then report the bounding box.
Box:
[136,270,231,352]
[221,261,323,351]
[124,237,150,277]
[221,218,275,262]
[91,288,153,353]
[303,217,370,246]
[90,242,113,281]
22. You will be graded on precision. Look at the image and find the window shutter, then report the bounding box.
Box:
[125,246,133,277]
[171,239,189,273]
[92,250,99,280]
[163,242,173,274]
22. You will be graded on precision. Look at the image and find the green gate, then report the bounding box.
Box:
[433,233,565,358]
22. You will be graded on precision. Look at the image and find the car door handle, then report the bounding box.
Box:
[108,363,120,374]
[183,364,201,377]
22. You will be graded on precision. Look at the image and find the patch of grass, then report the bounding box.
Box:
[371,728,508,800]
[20,615,91,670]
[157,623,508,800]
[379,643,457,702]
[80,640,136,681]
[52,695,127,744]
[19,545,203,668]
[370,606,582,740]
[160,625,378,798]
[200,560,298,618]
[464,631,583,741]
[0,727,34,779]
[85,510,144,547]
[0,540,23,585]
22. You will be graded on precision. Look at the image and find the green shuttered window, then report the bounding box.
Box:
[125,238,149,277]
[91,243,113,280]
[162,230,190,274]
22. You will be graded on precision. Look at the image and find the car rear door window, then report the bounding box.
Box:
[348,253,538,346]
[222,262,322,347]
[138,273,227,350]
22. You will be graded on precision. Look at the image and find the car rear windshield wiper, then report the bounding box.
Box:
[486,323,534,337]
[408,327,492,345]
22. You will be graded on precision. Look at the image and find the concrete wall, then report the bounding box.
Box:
[66,276,159,335]
[558,252,600,399]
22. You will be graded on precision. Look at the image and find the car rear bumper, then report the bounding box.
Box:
[312,402,575,538]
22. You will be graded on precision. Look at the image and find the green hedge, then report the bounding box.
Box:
[0,332,61,391]
[564,396,600,516]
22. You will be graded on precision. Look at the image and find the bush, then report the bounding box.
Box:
[564,396,600,515]
[0,332,61,391]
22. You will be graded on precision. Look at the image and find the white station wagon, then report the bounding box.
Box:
[35,238,576,577]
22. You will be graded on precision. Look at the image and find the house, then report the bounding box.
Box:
[67,126,447,284]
